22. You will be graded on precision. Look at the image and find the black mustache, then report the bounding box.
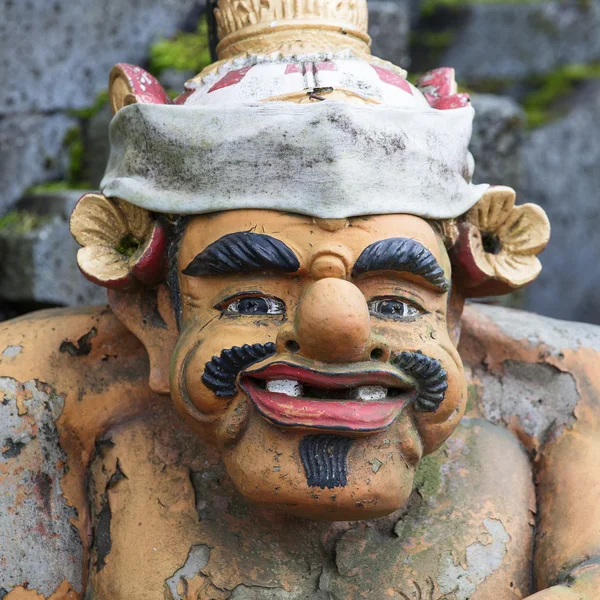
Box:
[392,351,448,412]
[202,343,277,397]
[202,345,448,414]
[299,434,353,489]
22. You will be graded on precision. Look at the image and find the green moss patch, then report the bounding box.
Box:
[0,211,51,234]
[523,63,600,128]
[413,453,443,498]
[422,0,545,16]
[115,233,141,258]
[150,16,211,75]
[71,89,109,120]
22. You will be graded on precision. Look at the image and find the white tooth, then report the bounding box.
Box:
[355,386,388,401]
[266,379,303,397]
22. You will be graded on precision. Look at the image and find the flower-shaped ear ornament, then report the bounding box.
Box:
[450,186,550,297]
[70,193,167,291]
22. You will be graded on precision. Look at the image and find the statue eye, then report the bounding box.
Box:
[367,298,421,320]
[219,295,286,316]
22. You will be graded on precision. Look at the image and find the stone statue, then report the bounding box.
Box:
[1,2,599,599]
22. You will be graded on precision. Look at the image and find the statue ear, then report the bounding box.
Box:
[108,284,178,395]
[450,186,550,298]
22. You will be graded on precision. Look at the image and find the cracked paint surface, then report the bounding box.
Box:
[0,377,83,597]
[2,299,600,597]
[437,518,511,598]
[476,361,578,440]
[86,406,533,599]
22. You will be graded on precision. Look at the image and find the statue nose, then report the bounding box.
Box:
[291,278,372,363]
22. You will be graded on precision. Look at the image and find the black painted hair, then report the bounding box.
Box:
[182,232,300,277]
[353,237,450,292]
[165,215,189,329]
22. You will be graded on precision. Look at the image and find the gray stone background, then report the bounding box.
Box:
[0,0,598,324]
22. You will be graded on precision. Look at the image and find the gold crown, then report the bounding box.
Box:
[214,0,371,59]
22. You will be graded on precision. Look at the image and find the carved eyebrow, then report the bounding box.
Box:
[182,232,300,277]
[352,238,450,293]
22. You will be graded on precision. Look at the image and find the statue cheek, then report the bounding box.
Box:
[169,321,276,440]
[169,326,233,438]
[184,342,234,416]
[409,345,467,456]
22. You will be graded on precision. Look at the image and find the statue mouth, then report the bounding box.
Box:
[240,362,415,432]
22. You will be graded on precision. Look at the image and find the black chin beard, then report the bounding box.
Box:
[299,434,354,489]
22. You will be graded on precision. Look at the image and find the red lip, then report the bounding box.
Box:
[240,363,415,432]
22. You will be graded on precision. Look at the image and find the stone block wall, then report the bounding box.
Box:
[1,0,599,324]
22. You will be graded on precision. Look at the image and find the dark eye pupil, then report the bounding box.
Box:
[379,300,405,315]
[238,297,269,314]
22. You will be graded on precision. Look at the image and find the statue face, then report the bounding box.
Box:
[170,210,466,520]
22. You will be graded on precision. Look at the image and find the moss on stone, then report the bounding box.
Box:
[0,211,50,234]
[413,30,455,62]
[25,181,72,195]
[410,28,456,74]
[413,453,443,498]
[467,78,516,95]
[466,383,479,414]
[60,126,91,189]
[422,0,544,15]
[71,89,109,120]
[523,63,600,128]
[149,16,211,75]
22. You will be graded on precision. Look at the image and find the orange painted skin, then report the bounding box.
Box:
[0,211,599,599]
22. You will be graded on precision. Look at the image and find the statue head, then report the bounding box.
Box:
[70,0,550,520]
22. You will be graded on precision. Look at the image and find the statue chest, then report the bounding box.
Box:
[88,417,534,600]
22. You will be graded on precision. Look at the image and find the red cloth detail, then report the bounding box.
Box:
[173,90,195,105]
[208,66,254,93]
[315,61,337,71]
[370,65,413,95]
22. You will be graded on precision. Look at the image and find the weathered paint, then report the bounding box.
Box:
[0,378,82,596]
[0,306,153,598]
[476,361,578,440]
[165,545,211,600]
[459,303,600,594]
[2,346,22,358]
[1,296,600,597]
[437,518,511,598]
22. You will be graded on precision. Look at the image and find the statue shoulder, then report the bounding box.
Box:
[0,305,147,389]
[460,303,600,356]
[460,304,600,447]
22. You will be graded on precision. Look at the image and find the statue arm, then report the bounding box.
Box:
[528,353,600,599]
[0,306,153,598]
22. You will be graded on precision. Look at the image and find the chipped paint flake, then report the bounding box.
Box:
[477,361,578,439]
[165,544,211,600]
[437,518,510,599]
[0,377,83,596]
[371,458,383,473]
[2,345,22,358]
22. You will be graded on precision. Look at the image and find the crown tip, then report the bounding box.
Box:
[213,0,371,60]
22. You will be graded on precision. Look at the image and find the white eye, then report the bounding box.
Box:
[368,298,421,320]
[223,296,286,316]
